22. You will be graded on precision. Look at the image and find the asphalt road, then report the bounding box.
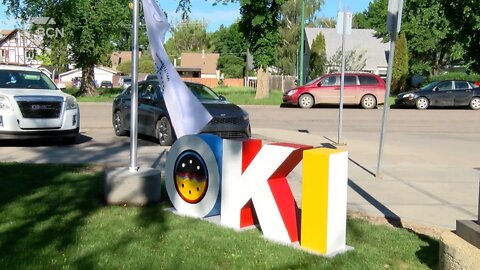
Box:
[1,102,479,229]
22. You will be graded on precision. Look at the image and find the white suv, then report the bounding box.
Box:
[0,65,80,143]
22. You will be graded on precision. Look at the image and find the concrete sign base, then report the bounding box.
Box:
[105,167,162,206]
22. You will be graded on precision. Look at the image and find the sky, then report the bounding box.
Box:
[0,0,372,33]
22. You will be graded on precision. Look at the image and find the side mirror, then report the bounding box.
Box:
[317,82,322,87]
[57,83,67,90]
[432,87,438,91]
[219,95,226,101]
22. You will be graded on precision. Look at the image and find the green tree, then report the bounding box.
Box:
[179,0,290,98]
[116,55,155,75]
[210,22,248,78]
[276,0,324,76]
[328,48,367,72]
[237,0,285,99]
[218,55,245,78]
[170,18,209,53]
[352,12,370,29]
[308,32,326,80]
[3,0,131,96]
[361,0,461,76]
[392,32,409,94]
[442,0,480,73]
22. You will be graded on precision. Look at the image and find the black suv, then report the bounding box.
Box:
[112,80,251,146]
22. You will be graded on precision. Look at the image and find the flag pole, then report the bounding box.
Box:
[129,0,139,172]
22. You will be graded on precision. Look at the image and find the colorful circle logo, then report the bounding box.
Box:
[174,151,209,204]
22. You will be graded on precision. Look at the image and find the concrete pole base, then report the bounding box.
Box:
[105,167,162,206]
[439,230,480,270]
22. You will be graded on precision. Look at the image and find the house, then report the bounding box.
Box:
[0,29,43,66]
[59,66,119,87]
[110,51,142,70]
[304,27,389,82]
[179,52,219,79]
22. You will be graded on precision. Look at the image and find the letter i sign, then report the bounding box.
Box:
[221,139,349,256]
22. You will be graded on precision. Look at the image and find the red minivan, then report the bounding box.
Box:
[283,72,386,109]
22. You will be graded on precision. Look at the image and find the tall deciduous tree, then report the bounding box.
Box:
[308,33,326,80]
[238,0,285,99]
[210,22,248,78]
[170,18,210,53]
[442,0,480,73]
[179,0,288,98]
[3,0,131,96]
[277,0,324,76]
[361,0,461,76]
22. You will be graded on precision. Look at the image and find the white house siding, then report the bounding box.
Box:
[304,28,389,81]
[0,30,43,66]
[59,66,118,86]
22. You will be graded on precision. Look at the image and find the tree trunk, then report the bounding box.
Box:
[80,64,96,96]
[255,66,270,99]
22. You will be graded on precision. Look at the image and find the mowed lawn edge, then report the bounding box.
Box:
[0,163,439,269]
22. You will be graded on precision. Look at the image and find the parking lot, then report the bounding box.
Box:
[1,103,479,229]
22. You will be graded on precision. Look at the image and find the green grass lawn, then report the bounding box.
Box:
[216,87,284,105]
[0,163,439,269]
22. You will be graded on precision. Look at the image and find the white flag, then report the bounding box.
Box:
[142,0,212,138]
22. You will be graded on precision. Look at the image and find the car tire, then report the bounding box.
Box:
[469,97,480,110]
[113,111,127,136]
[298,94,314,109]
[415,97,429,110]
[360,94,377,109]
[156,116,174,146]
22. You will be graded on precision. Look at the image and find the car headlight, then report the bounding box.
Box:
[65,96,78,110]
[0,95,13,111]
[287,89,298,96]
[241,109,249,121]
[402,93,417,99]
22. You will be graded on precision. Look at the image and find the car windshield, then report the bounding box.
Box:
[0,69,57,90]
[419,81,439,91]
[123,78,131,83]
[186,83,220,100]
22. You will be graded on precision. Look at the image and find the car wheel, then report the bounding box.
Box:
[469,97,480,110]
[113,111,127,136]
[360,94,377,109]
[156,116,174,146]
[415,97,429,110]
[298,94,314,109]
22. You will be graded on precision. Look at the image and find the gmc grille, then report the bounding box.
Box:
[15,96,64,119]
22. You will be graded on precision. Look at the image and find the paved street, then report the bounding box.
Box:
[1,102,479,230]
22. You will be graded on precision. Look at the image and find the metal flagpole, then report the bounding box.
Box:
[129,0,139,172]
[299,0,305,85]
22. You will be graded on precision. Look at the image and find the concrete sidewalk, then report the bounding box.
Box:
[252,127,479,230]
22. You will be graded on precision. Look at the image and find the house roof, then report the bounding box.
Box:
[180,52,219,75]
[110,51,142,66]
[0,29,19,46]
[305,27,389,70]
